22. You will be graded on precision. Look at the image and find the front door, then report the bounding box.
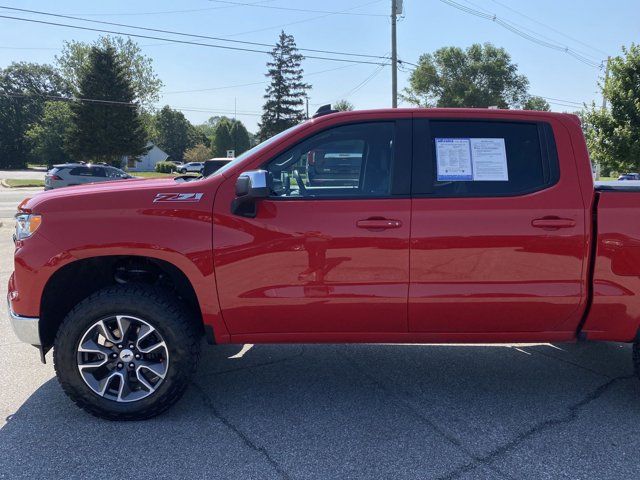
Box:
[213,119,412,337]
[409,117,588,334]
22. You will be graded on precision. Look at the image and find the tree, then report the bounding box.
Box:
[153,106,196,162]
[582,44,640,173]
[66,46,147,166]
[56,36,162,108]
[184,143,211,163]
[258,31,310,141]
[334,99,354,111]
[26,101,74,167]
[523,96,551,111]
[0,62,70,168]
[402,43,530,109]
[211,118,233,157]
[229,121,251,155]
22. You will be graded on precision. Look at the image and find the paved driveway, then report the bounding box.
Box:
[0,170,46,181]
[0,220,639,479]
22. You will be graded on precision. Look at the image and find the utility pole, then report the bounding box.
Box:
[306,96,309,119]
[601,56,611,111]
[391,0,398,108]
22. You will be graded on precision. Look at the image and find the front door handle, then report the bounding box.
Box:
[356,218,402,230]
[531,217,576,230]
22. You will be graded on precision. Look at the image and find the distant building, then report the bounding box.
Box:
[122,143,169,172]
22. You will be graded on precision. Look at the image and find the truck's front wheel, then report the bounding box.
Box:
[53,285,201,420]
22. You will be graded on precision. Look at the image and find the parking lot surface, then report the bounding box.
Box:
[1,215,639,479]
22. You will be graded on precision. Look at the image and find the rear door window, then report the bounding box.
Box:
[413,120,559,197]
[69,167,92,176]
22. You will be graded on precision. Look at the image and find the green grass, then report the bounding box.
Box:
[4,179,45,188]
[598,176,617,181]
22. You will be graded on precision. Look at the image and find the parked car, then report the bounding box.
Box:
[618,173,640,180]
[178,162,204,174]
[203,157,232,176]
[10,107,640,420]
[306,148,362,187]
[45,163,133,190]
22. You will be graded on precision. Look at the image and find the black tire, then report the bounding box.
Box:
[53,284,201,420]
[180,168,187,174]
[634,339,640,379]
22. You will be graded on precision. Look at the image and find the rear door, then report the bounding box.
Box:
[213,118,412,337]
[409,116,588,334]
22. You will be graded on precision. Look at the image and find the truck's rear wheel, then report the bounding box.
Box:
[53,285,200,420]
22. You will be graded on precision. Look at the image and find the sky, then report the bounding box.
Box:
[0,0,638,132]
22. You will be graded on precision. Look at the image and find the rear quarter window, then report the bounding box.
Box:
[413,120,559,197]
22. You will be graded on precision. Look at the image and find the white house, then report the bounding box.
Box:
[123,143,169,172]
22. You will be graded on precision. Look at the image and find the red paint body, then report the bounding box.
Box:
[9,109,640,346]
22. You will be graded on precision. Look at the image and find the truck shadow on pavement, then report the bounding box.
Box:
[1,342,639,480]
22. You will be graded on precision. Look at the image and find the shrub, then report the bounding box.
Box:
[155,161,176,173]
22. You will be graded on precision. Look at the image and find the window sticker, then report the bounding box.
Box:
[436,137,509,182]
[435,138,473,181]
[470,138,508,181]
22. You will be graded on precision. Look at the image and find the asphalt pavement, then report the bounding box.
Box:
[0,187,42,218]
[1,196,640,479]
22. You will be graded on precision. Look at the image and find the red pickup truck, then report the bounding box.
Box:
[8,108,640,420]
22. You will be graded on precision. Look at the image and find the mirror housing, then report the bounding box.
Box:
[231,170,270,217]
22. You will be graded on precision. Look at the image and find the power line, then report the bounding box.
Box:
[161,64,360,95]
[489,0,610,57]
[437,0,604,69]
[0,14,389,65]
[65,0,277,17]
[206,0,387,16]
[0,5,389,61]
[225,0,385,37]
[1,92,263,116]
[458,0,603,63]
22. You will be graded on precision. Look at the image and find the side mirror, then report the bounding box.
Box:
[231,170,270,217]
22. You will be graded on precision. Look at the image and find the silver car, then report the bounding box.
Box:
[45,163,134,190]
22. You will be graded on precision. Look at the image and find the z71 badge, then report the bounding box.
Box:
[153,193,204,203]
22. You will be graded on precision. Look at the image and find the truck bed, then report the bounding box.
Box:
[582,188,640,341]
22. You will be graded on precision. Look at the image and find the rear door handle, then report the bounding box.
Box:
[531,217,576,230]
[356,218,402,230]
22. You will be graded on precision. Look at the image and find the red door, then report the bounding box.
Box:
[213,119,412,338]
[409,116,588,335]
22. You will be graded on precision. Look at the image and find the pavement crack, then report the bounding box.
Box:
[197,347,305,379]
[437,374,635,480]
[340,351,512,480]
[192,381,292,480]
[523,346,614,379]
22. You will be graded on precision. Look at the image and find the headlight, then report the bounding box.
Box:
[14,213,42,241]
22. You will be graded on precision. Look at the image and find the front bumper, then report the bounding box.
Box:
[7,298,41,346]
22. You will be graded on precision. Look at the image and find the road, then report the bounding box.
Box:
[0,187,43,218]
[0,170,46,181]
[1,217,640,478]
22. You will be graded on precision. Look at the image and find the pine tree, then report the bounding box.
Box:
[258,31,310,141]
[229,121,251,155]
[66,46,147,165]
[212,118,233,157]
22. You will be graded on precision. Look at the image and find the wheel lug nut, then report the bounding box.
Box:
[129,344,134,349]
[129,362,135,369]
[111,353,117,358]
[117,344,123,349]
[117,363,123,369]
[135,354,141,360]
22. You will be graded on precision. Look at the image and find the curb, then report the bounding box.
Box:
[0,179,43,189]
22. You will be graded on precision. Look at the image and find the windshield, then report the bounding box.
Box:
[209,123,306,177]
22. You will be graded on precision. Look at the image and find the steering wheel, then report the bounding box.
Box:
[293,169,308,196]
